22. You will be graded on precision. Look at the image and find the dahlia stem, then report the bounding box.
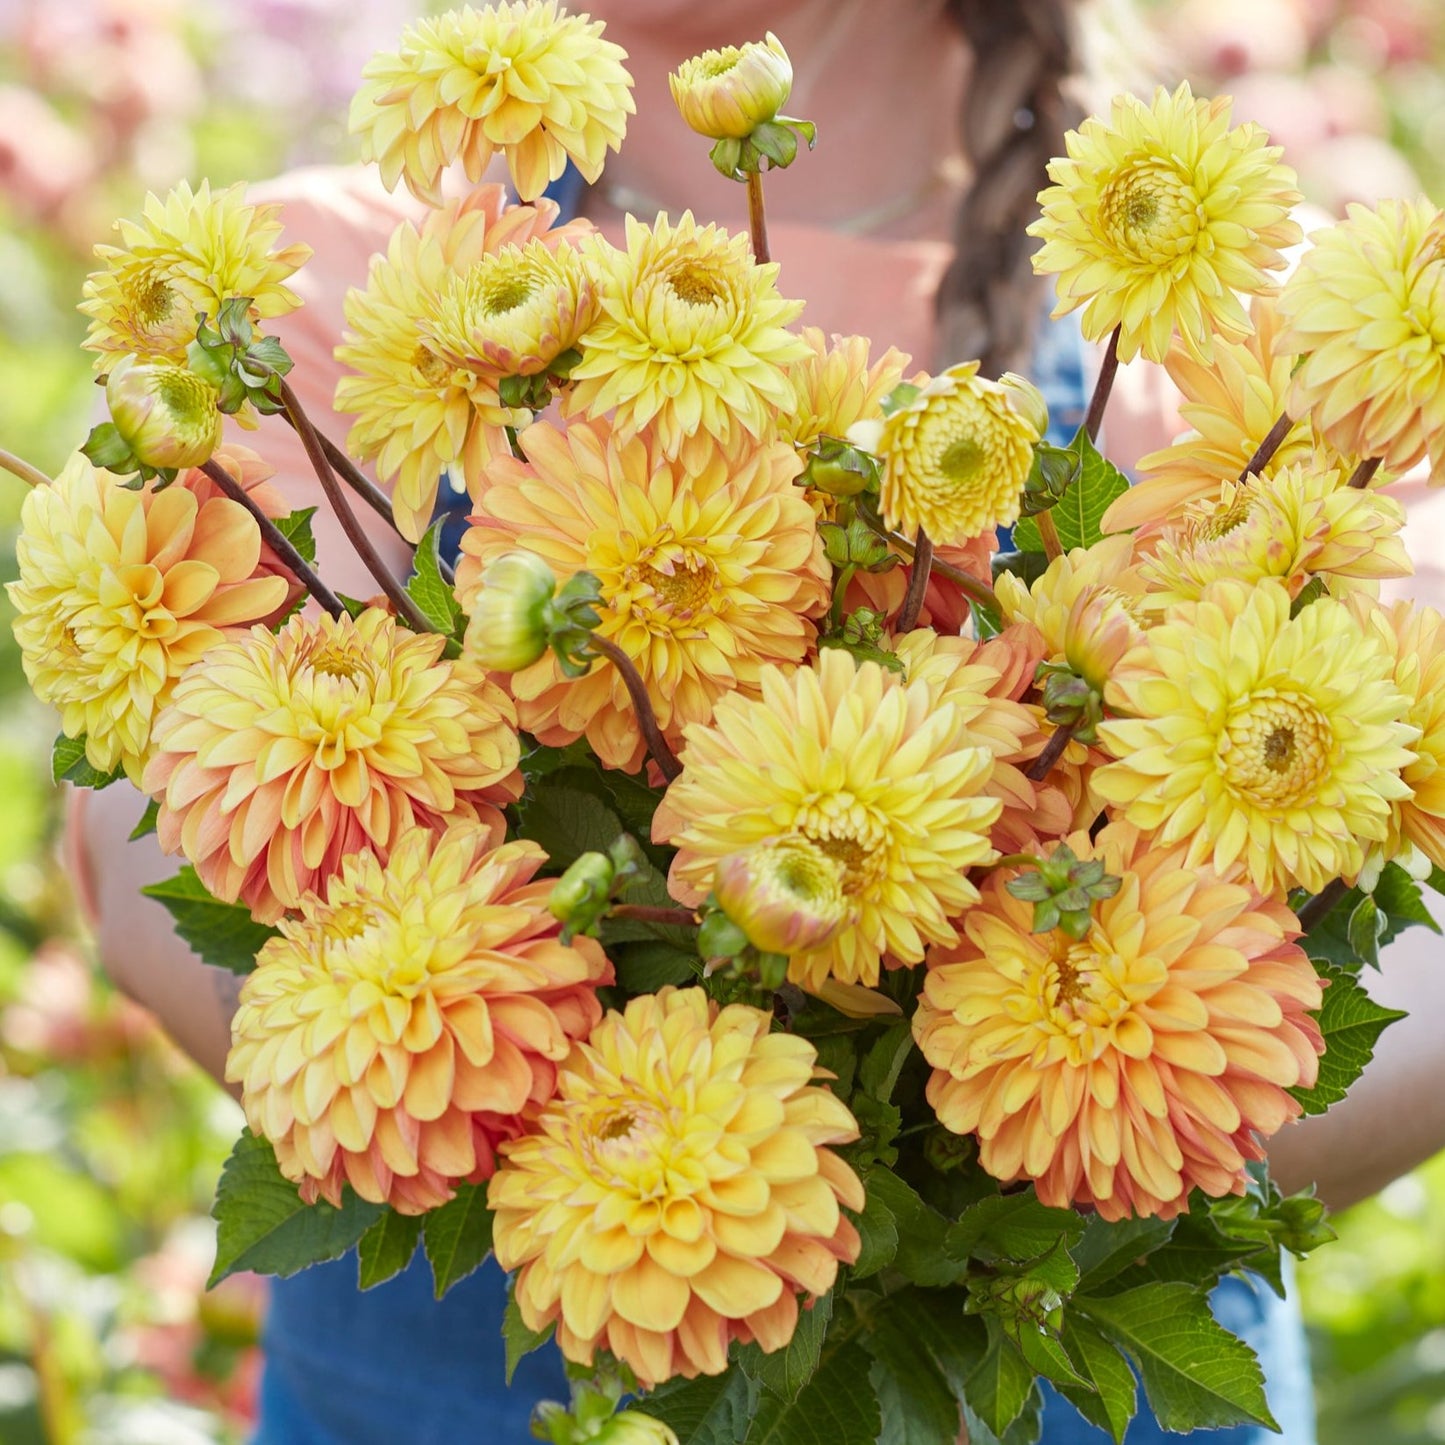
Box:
[1238,411,1294,482]
[0,444,51,489]
[1347,457,1382,490]
[896,528,934,633]
[200,458,344,620]
[887,531,1000,613]
[1084,324,1123,445]
[1025,720,1077,783]
[610,904,697,927]
[276,377,435,635]
[1035,508,1064,562]
[584,632,683,781]
[746,171,771,264]
[1297,876,1349,933]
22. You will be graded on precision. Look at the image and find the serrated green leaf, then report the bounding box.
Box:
[961,1390,1042,1445]
[903,1288,990,1398]
[129,797,160,840]
[335,592,370,620]
[857,1020,914,1103]
[1077,1283,1277,1432]
[1106,1211,1266,1294]
[356,1210,422,1290]
[210,1130,383,1286]
[737,1290,834,1402]
[272,506,318,564]
[859,1167,965,1286]
[644,1368,757,1445]
[406,521,464,637]
[51,734,125,790]
[848,1185,899,1279]
[1011,429,1129,554]
[746,1339,881,1445]
[140,865,278,975]
[1056,1317,1137,1443]
[515,775,626,873]
[421,1182,494,1298]
[945,1191,1085,1265]
[1072,1215,1176,1291]
[966,1321,1036,1437]
[503,1290,555,1385]
[612,940,701,993]
[1290,959,1405,1116]
[864,1297,960,1445]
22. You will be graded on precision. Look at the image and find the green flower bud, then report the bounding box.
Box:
[669,33,793,142]
[548,851,615,940]
[105,355,222,470]
[463,550,557,672]
[595,1413,680,1445]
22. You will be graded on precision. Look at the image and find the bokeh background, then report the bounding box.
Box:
[0,1,1442,1440]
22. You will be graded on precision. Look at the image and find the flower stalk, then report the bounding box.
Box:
[1084,323,1122,444]
[746,170,771,264]
[896,527,934,632]
[583,632,683,781]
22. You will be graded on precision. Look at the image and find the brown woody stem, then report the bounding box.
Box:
[585,632,683,781]
[1035,509,1064,562]
[1238,412,1294,481]
[887,531,1000,613]
[1347,457,1382,490]
[1296,877,1349,933]
[746,171,771,264]
[896,528,934,632]
[1026,721,1077,782]
[1084,324,1122,444]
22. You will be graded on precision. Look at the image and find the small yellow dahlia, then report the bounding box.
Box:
[80,180,310,367]
[1029,83,1302,364]
[8,453,289,783]
[334,186,591,542]
[1277,198,1445,477]
[228,828,610,1214]
[565,212,807,459]
[654,651,1001,990]
[1137,463,1410,608]
[422,238,597,379]
[777,328,913,458]
[1096,579,1417,894]
[669,33,793,142]
[915,824,1324,1220]
[713,837,850,957]
[849,364,1044,548]
[143,608,523,923]
[457,419,828,772]
[350,2,634,205]
[489,986,862,1386]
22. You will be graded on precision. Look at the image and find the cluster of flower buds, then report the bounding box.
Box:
[546,835,648,943]
[1005,844,1123,940]
[530,1372,677,1445]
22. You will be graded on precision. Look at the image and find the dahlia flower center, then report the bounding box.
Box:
[666,260,727,307]
[1099,161,1200,264]
[615,539,721,626]
[937,436,986,484]
[795,799,887,893]
[696,51,740,80]
[1198,492,1254,541]
[1220,692,1333,806]
[412,343,452,388]
[1032,931,1157,1056]
[578,1096,677,1185]
[124,271,179,329]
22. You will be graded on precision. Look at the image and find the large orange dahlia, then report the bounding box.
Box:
[228,828,610,1214]
[144,608,522,922]
[489,986,862,1387]
[915,824,1325,1220]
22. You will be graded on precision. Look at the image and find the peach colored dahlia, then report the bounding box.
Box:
[489,986,861,1386]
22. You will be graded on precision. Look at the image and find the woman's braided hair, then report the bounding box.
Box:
[934,0,1084,376]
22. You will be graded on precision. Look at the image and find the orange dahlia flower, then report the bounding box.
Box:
[915,824,1325,1220]
[228,828,610,1214]
[144,608,522,922]
[489,987,861,1386]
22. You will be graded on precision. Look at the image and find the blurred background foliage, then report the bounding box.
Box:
[0,0,1441,1440]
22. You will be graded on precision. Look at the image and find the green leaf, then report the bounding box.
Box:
[1016,1324,1091,1392]
[858,1167,965,1286]
[864,1296,960,1445]
[406,521,464,638]
[961,1391,1042,1445]
[356,1210,422,1290]
[210,1130,383,1286]
[857,1020,914,1103]
[1346,895,1384,965]
[502,1291,555,1385]
[737,1290,834,1402]
[1011,429,1129,554]
[966,1321,1036,1438]
[141,865,278,975]
[51,734,124,790]
[335,592,371,620]
[611,940,701,993]
[1290,960,1405,1116]
[1106,1211,1266,1294]
[1375,860,1441,935]
[745,1339,881,1445]
[1056,1318,1137,1443]
[1072,1215,1176,1292]
[848,1185,899,1279]
[272,506,318,564]
[129,797,160,840]
[903,1287,990,1398]
[421,1182,494,1299]
[515,775,626,873]
[945,1190,1084,1265]
[645,1369,757,1445]
[1077,1282,1278,1432]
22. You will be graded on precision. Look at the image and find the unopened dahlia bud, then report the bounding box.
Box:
[105,355,223,470]
[713,835,849,956]
[548,851,615,941]
[463,550,557,672]
[669,33,793,141]
[596,1414,680,1445]
[998,372,1049,439]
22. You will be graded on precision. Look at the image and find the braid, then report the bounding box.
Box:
[934,0,1084,376]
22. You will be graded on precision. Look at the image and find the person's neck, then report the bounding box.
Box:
[591,2,967,242]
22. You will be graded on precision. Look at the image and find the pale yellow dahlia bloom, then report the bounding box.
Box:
[712,837,850,957]
[850,364,1043,548]
[1029,83,1302,363]
[915,824,1324,1221]
[1277,198,1445,477]
[81,180,310,367]
[350,2,634,205]
[143,608,523,923]
[490,986,862,1387]
[1096,579,1417,894]
[229,828,609,1214]
[457,419,828,772]
[669,33,792,141]
[777,328,913,458]
[654,651,1001,990]
[334,186,591,542]
[8,454,289,784]
[565,212,807,458]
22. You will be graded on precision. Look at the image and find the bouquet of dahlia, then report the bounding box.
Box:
[10,3,1445,1442]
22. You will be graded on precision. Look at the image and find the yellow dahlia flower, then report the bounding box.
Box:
[350,2,634,205]
[669,33,793,142]
[229,827,610,1214]
[457,419,828,772]
[713,836,850,957]
[143,608,523,923]
[565,212,807,459]
[777,328,913,458]
[654,651,1001,990]
[1096,579,1417,894]
[334,186,591,542]
[1029,83,1302,364]
[80,180,310,367]
[1277,198,1445,477]
[489,986,862,1386]
[8,454,289,784]
[1137,463,1410,608]
[915,824,1324,1221]
[422,238,597,380]
[850,363,1044,547]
